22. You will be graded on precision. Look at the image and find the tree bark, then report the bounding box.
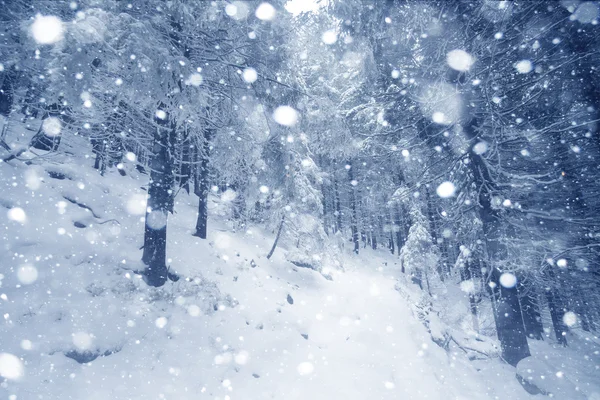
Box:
[267,215,285,259]
[463,116,531,366]
[347,161,359,254]
[142,110,174,287]
[518,279,544,340]
[193,128,214,239]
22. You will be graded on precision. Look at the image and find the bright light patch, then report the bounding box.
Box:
[73,332,93,350]
[234,351,249,365]
[432,112,447,124]
[155,317,168,329]
[31,15,64,44]
[273,106,299,126]
[563,311,577,327]
[126,152,136,162]
[499,272,517,288]
[285,0,320,15]
[473,141,488,155]
[42,117,62,136]
[255,2,276,20]
[297,361,314,375]
[436,181,456,198]
[322,30,337,45]
[221,189,237,202]
[557,258,568,268]
[185,73,203,87]
[125,194,147,215]
[242,68,258,83]
[447,49,475,72]
[0,353,24,380]
[17,264,38,285]
[155,110,167,120]
[515,60,533,74]
[259,185,269,194]
[7,207,26,223]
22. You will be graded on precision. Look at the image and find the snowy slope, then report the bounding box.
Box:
[0,133,598,399]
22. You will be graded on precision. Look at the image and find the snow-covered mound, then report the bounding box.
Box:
[0,140,597,399]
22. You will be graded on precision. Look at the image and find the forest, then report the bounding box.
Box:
[1,1,600,399]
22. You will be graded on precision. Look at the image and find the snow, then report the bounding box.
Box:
[436,181,456,198]
[125,193,147,215]
[273,105,299,126]
[557,258,568,268]
[184,73,203,87]
[0,145,552,400]
[573,2,599,23]
[563,311,577,327]
[515,60,533,74]
[242,67,258,83]
[255,2,276,21]
[7,207,27,223]
[432,111,447,124]
[0,354,24,380]
[226,2,250,20]
[322,30,337,45]
[16,264,38,285]
[499,272,517,288]
[446,49,475,72]
[30,15,64,45]
[155,110,167,120]
[72,332,94,350]
[473,141,488,155]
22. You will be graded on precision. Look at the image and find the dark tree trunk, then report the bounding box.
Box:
[371,215,377,250]
[347,162,359,254]
[180,130,191,194]
[267,215,285,259]
[463,116,531,366]
[518,279,544,340]
[322,182,329,235]
[333,177,342,233]
[394,208,404,255]
[142,111,175,287]
[193,128,214,239]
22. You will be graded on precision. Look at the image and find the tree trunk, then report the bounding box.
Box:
[347,162,359,254]
[518,279,543,340]
[333,177,342,233]
[142,110,174,287]
[463,116,531,366]
[193,128,214,239]
[267,215,285,259]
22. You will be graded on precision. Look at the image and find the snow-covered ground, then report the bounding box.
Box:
[1,124,599,399]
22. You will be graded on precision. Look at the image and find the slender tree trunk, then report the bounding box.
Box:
[544,267,568,346]
[193,128,214,239]
[347,161,359,254]
[333,176,342,233]
[267,215,285,259]
[142,111,174,287]
[518,279,544,340]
